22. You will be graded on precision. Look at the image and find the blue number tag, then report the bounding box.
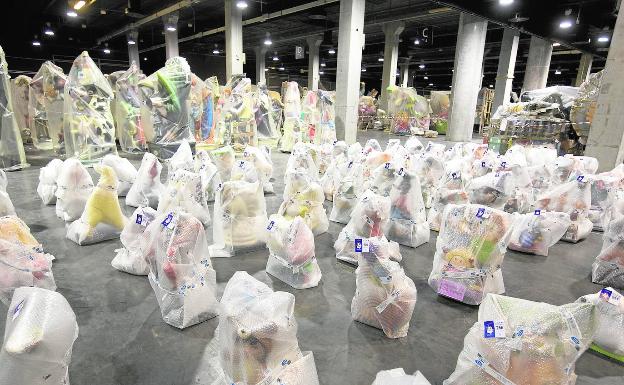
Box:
[384,162,390,169]
[501,161,507,168]
[534,210,541,216]
[161,213,173,228]
[267,220,275,231]
[354,239,363,252]
[577,175,584,182]
[136,214,143,225]
[12,300,25,320]
[484,321,495,338]
[481,161,486,168]
[476,208,485,218]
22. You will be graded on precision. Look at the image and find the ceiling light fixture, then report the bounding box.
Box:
[103,48,110,54]
[559,20,572,29]
[598,35,610,42]
[264,33,272,46]
[236,1,248,9]
[489,84,494,87]
[320,62,326,67]
[319,71,324,75]
[424,76,428,80]
[419,63,425,69]
[212,44,219,54]
[552,42,561,47]
[144,57,147,61]
[555,68,562,75]
[44,24,54,36]
[166,26,176,32]
[499,0,514,5]
[328,48,336,55]
[73,0,86,10]
[378,57,384,62]
[361,67,366,72]
[428,83,433,86]
[127,39,136,45]
[272,52,279,61]
[32,39,41,47]
[67,10,78,17]
[278,66,285,71]
[414,39,420,45]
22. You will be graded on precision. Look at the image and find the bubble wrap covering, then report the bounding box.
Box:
[467,171,516,210]
[114,63,146,153]
[0,216,41,251]
[335,190,392,265]
[508,211,571,256]
[112,206,156,276]
[577,288,624,358]
[280,82,304,153]
[330,162,365,224]
[99,154,137,197]
[219,76,258,152]
[428,205,515,305]
[0,170,15,217]
[55,158,94,222]
[428,161,469,232]
[588,170,624,231]
[386,86,430,135]
[143,210,217,329]
[286,143,319,181]
[0,46,27,170]
[194,150,221,202]
[11,75,31,142]
[158,168,211,225]
[592,211,624,288]
[350,237,415,339]
[279,168,328,236]
[63,51,116,162]
[218,271,320,385]
[28,61,66,151]
[242,145,274,193]
[367,162,397,197]
[254,83,281,148]
[384,169,429,248]
[211,145,236,183]
[570,71,603,138]
[534,178,592,243]
[66,165,127,245]
[166,139,194,178]
[301,90,319,143]
[265,215,321,289]
[409,154,445,209]
[372,369,431,385]
[0,287,78,385]
[194,76,220,147]
[126,152,164,209]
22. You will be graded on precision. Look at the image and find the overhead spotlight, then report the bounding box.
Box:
[489,84,494,88]
[423,76,429,80]
[278,66,285,71]
[44,26,54,36]
[66,10,78,17]
[361,67,366,72]
[419,63,425,69]
[103,48,110,54]
[320,62,326,67]
[100,9,107,15]
[236,1,248,9]
[166,26,176,32]
[328,48,336,55]
[73,0,86,10]
[499,0,513,5]
[414,39,420,45]
[378,57,384,62]
[428,83,433,86]
[319,71,324,75]
[559,20,572,29]
[127,39,136,45]
[264,68,269,71]
[32,39,41,47]
[212,44,219,54]
[272,52,279,61]
[555,68,562,75]
[598,35,610,42]
[81,23,87,29]
[144,57,147,61]
[552,42,561,47]
[263,33,272,46]
[187,23,193,28]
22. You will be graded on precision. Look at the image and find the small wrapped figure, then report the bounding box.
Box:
[219,76,258,152]
[0,170,15,217]
[254,83,281,148]
[126,152,165,209]
[99,154,138,197]
[330,161,364,224]
[37,159,64,205]
[210,145,236,183]
[242,145,274,193]
[157,169,211,226]
[0,216,42,251]
[508,210,572,256]
[55,158,94,222]
[577,288,624,361]
[428,162,469,232]
[592,210,624,288]
[194,150,221,202]
[112,206,157,276]
[279,168,328,235]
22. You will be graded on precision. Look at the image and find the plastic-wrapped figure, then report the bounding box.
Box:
[63,51,116,163]
[428,162,469,231]
[428,204,514,305]
[280,81,304,152]
[210,145,236,183]
[467,171,515,210]
[194,76,220,149]
[372,369,431,385]
[28,61,66,151]
[218,271,321,385]
[358,96,377,131]
[189,73,209,149]
[0,46,27,170]
[254,83,281,148]
[384,168,429,248]
[577,288,624,361]
[286,142,319,180]
[99,154,137,197]
[55,158,94,222]
[445,294,596,385]
[301,90,320,142]
[429,91,450,134]
[143,210,218,329]
[351,237,416,338]
[218,76,258,152]
[279,168,328,235]
[157,169,211,226]
[11,75,31,143]
[36,158,64,205]
[367,162,397,197]
[114,63,146,153]
[508,211,572,256]
[126,152,164,209]
[0,287,78,385]
[194,150,221,202]
[0,169,16,216]
[0,216,41,251]
[386,86,430,136]
[330,162,364,224]
[166,139,194,179]
[315,90,336,145]
[265,215,321,289]
[534,176,592,243]
[112,207,156,276]
[242,145,274,193]
[410,154,444,208]
[66,165,127,245]
[588,171,624,231]
[592,211,624,288]
[139,57,193,159]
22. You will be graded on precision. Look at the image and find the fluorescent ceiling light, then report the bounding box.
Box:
[328,48,335,54]
[555,69,562,75]
[32,40,41,46]
[489,84,494,87]
[428,83,433,86]
[236,1,248,9]
[414,39,420,45]
[103,48,110,54]
[278,66,285,71]
[319,71,324,75]
[272,56,279,61]
[423,76,428,80]
[499,0,513,5]
[212,49,219,54]
[44,29,54,36]
[74,1,86,10]
[419,64,425,69]
[598,36,609,42]
[67,10,78,17]
[559,20,572,29]
[320,62,326,67]
[127,39,136,45]
[166,26,176,32]
[378,57,384,62]
[144,57,147,61]
[552,42,561,47]
[264,39,272,45]
[361,67,366,72]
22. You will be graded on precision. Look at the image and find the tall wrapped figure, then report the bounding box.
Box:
[219,75,257,152]
[315,90,336,145]
[254,83,281,148]
[280,81,303,152]
[195,76,220,150]
[0,46,27,170]
[115,62,146,153]
[28,61,66,151]
[10,75,31,143]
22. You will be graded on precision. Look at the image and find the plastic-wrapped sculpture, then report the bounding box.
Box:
[66,165,127,245]
[592,210,624,288]
[194,76,220,149]
[269,90,283,132]
[428,204,514,305]
[588,170,624,231]
[280,81,304,152]
[111,206,156,276]
[0,239,56,305]
[55,158,94,222]
[0,287,78,385]
[534,176,592,243]
[265,215,321,289]
[367,162,397,197]
[508,211,572,256]
[126,152,164,209]
[242,145,274,193]
[335,190,393,265]
[157,169,211,226]
[189,73,209,148]
[211,145,236,183]
[139,57,193,159]
[218,76,257,152]
[445,294,596,385]
[0,170,16,216]
[429,91,450,134]
[166,139,194,179]
[0,46,27,170]
[358,96,377,131]
[410,154,445,208]
[63,51,116,162]
[11,75,31,142]
[301,90,320,142]
[279,168,328,235]
[285,142,319,180]
[194,150,221,202]
[36,159,64,205]
[362,149,393,181]
[384,168,429,248]
[467,171,516,210]
[114,63,146,153]
[254,83,281,148]
[330,161,365,224]
[372,369,431,385]
[0,216,41,250]
[351,237,416,338]
[315,90,336,145]
[218,271,320,385]
[428,161,469,231]
[143,210,218,329]
[99,154,137,197]
[577,288,624,361]
[28,61,66,151]
[570,70,603,144]
[386,86,430,136]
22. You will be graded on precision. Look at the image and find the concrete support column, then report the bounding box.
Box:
[335,0,365,143]
[225,0,244,79]
[400,62,410,87]
[163,13,179,59]
[380,21,405,110]
[447,13,488,142]
[585,2,624,171]
[307,35,323,91]
[492,28,520,114]
[127,30,140,69]
[255,47,268,84]
[522,36,553,92]
[575,53,593,86]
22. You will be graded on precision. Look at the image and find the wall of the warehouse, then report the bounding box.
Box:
[183,52,228,84]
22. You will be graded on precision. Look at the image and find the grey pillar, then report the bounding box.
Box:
[492,28,520,114]
[575,53,593,86]
[585,2,624,171]
[400,62,410,87]
[127,30,140,69]
[163,13,179,59]
[447,13,488,142]
[522,36,553,92]
[335,0,366,144]
[380,21,405,110]
[255,46,268,84]
[307,35,323,91]
[225,0,244,79]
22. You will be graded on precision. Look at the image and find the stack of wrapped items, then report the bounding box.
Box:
[0,45,27,170]
[386,86,430,136]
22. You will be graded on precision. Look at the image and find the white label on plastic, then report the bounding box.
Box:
[375,290,400,313]
[474,354,517,385]
[12,300,25,321]
[483,320,506,338]
[600,288,622,306]
[354,238,369,253]
[500,119,508,132]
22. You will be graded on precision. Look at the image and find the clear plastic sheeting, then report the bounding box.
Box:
[386,86,430,136]
[588,170,624,231]
[577,288,624,359]
[139,57,193,160]
[63,51,116,163]
[410,154,445,208]
[218,271,320,385]
[330,162,364,224]
[28,61,66,151]
[195,76,220,149]
[55,158,94,222]
[112,206,156,276]
[265,215,321,289]
[254,83,281,148]
[372,369,432,385]
[210,145,236,183]
[100,154,137,197]
[428,204,514,305]
[520,86,580,108]
[280,81,303,152]
[279,168,328,235]
[166,139,194,178]
[444,294,596,385]
[126,152,164,209]
[351,236,416,338]
[0,46,27,170]
[143,210,218,329]
[0,170,16,216]
[0,216,42,251]
[242,145,274,193]
[157,169,211,226]
[66,165,127,245]
[315,90,336,145]
[36,158,63,205]
[429,91,450,134]
[428,161,469,232]
[0,287,78,385]
[194,150,221,202]
[358,96,377,131]
[570,71,603,140]
[467,171,516,211]
[218,76,258,152]
[286,143,319,181]
[301,90,319,143]
[10,75,31,142]
[508,211,572,256]
[367,162,397,197]
[189,73,209,149]
[114,63,147,153]
[592,211,624,288]
[385,169,429,248]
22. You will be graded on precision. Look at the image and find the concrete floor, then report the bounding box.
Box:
[1,130,623,385]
